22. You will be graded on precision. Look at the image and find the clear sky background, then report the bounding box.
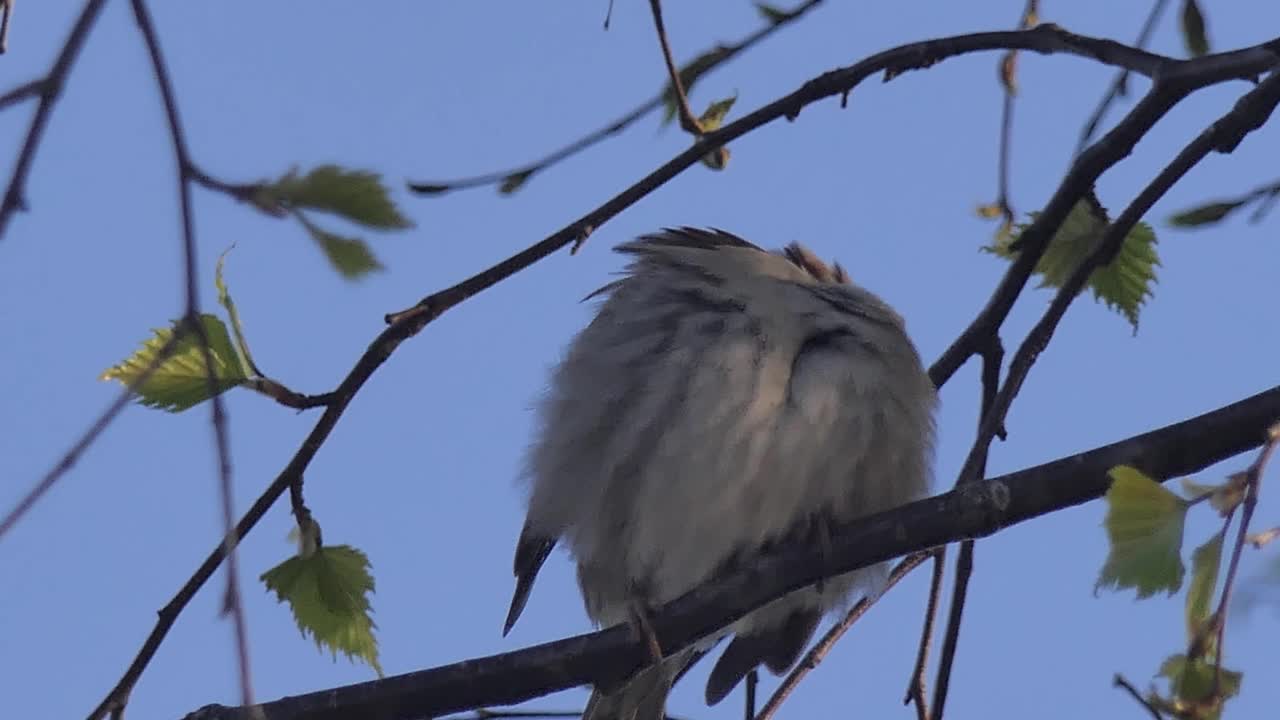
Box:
[3,2,1279,719]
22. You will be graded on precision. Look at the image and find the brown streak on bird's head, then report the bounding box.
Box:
[781,242,850,285]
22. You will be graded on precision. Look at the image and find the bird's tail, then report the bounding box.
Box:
[582,648,699,720]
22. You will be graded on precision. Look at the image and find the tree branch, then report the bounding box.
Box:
[927,66,1280,720]
[180,384,1280,720]
[405,0,825,196]
[77,26,1280,720]
[0,0,108,241]
[646,0,702,135]
[1078,0,1173,155]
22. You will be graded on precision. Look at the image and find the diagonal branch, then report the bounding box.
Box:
[1078,0,1173,155]
[181,383,1280,720]
[83,27,1280,720]
[927,67,1280,720]
[406,0,825,196]
[0,0,108,241]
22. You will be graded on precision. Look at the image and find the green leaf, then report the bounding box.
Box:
[698,94,737,132]
[499,170,533,195]
[984,190,1161,332]
[1096,465,1188,598]
[101,314,248,412]
[215,247,261,378]
[1186,531,1224,641]
[297,212,384,280]
[270,165,413,230]
[1157,654,1241,719]
[662,46,733,125]
[1180,0,1210,58]
[1169,200,1246,228]
[755,2,791,24]
[261,545,382,676]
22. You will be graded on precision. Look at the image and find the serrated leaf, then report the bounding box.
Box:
[499,170,532,195]
[101,314,248,412]
[755,2,790,24]
[1180,0,1210,58]
[1186,531,1224,641]
[698,94,737,132]
[297,212,384,280]
[1157,654,1241,719]
[261,545,382,676]
[1169,200,1245,227]
[985,190,1160,332]
[215,247,261,378]
[662,46,733,126]
[270,165,413,230]
[1096,465,1188,598]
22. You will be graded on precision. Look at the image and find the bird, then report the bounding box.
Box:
[504,227,937,719]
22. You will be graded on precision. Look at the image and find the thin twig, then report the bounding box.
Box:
[87,28,1280,720]
[755,552,930,720]
[1114,674,1165,720]
[904,546,945,720]
[0,0,12,54]
[929,68,1280,720]
[406,1,825,196]
[1208,422,1280,695]
[128,0,252,715]
[0,0,109,241]
[744,670,757,720]
[988,1,1038,237]
[0,77,43,111]
[245,378,335,410]
[0,331,182,540]
[647,0,702,135]
[1078,0,1173,155]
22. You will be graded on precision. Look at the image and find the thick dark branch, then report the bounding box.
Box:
[181,385,1280,720]
[88,26,1280,720]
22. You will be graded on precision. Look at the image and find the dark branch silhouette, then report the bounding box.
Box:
[69,26,1280,720]
[181,383,1280,720]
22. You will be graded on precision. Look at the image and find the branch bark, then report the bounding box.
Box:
[181,384,1280,720]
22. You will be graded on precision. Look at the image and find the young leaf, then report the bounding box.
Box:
[270,165,413,230]
[261,544,382,676]
[1180,0,1210,58]
[297,212,385,280]
[1169,200,1245,228]
[499,170,533,195]
[661,46,733,125]
[215,247,262,378]
[100,314,249,412]
[755,2,791,24]
[1157,653,1241,719]
[984,190,1161,332]
[1185,531,1224,641]
[698,94,737,132]
[1096,465,1188,598]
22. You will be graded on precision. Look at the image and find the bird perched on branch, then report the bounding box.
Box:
[504,227,937,720]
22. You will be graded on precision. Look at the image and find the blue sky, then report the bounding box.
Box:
[2,2,1279,719]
